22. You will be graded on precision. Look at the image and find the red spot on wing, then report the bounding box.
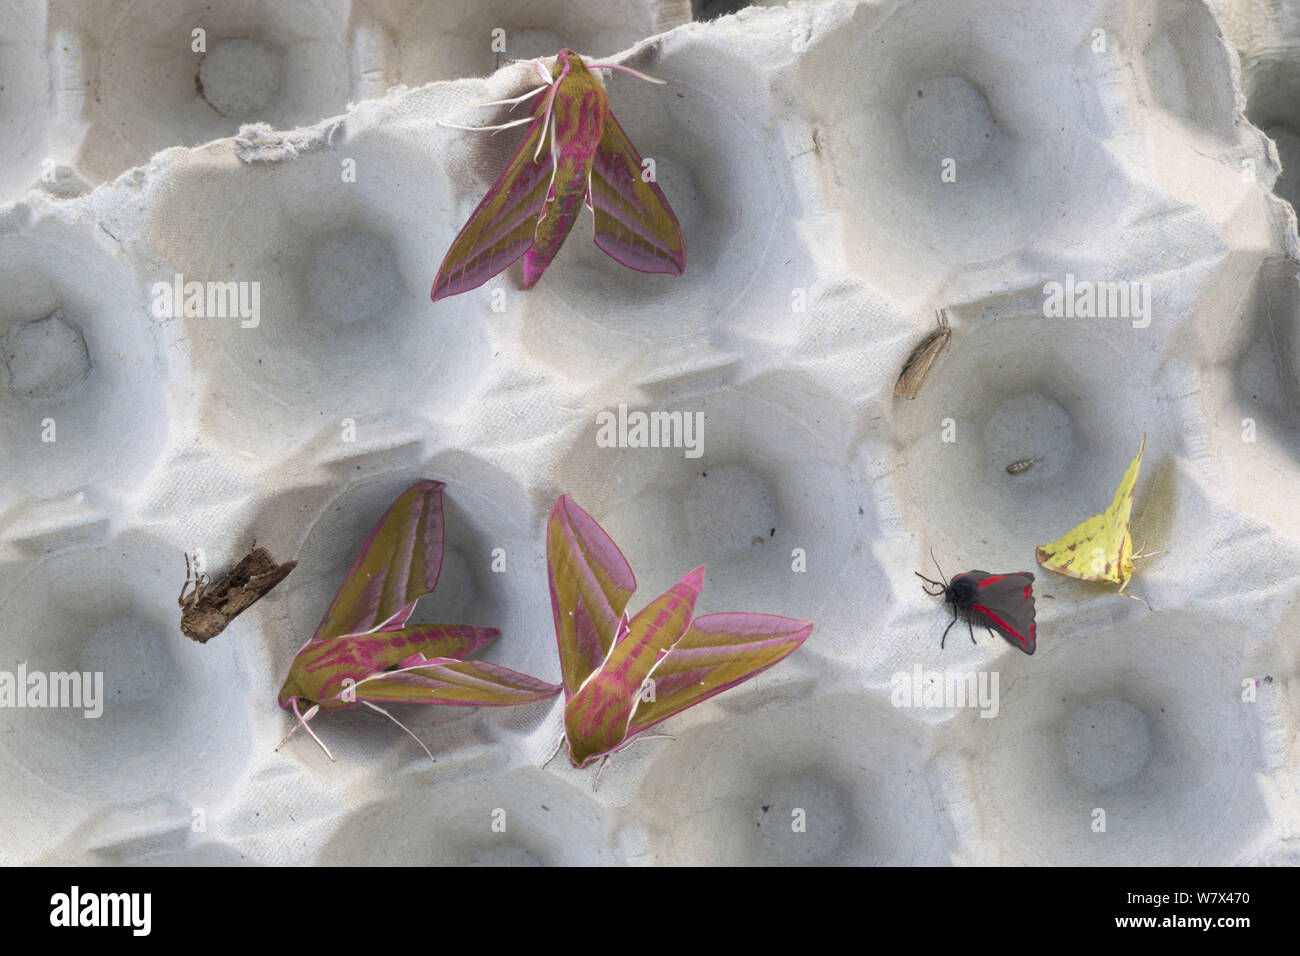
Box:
[1023,584,1032,600]
[971,603,1029,651]
[977,575,1006,588]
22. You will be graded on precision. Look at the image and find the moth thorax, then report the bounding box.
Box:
[563,729,608,769]
[278,675,316,710]
[947,576,978,609]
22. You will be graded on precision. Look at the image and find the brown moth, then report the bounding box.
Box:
[895,309,951,399]
[179,547,296,643]
[1006,458,1040,474]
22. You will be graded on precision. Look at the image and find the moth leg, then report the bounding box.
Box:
[541,733,566,770]
[967,618,977,645]
[940,613,958,649]
[1116,567,1154,610]
[281,699,335,762]
[593,755,611,792]
[1117,582,1153,612]
[275,715,303,751]
[541,114,559,197]
[182,551,209,604]
[362,701,436,767]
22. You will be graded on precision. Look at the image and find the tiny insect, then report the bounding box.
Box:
[895,309,951,399]
[180,547,296,643]
[1006,457,1039,474]
[916,550,1036,654]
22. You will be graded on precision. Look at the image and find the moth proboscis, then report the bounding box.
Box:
[895,309,952,399]
[179,546,296,643]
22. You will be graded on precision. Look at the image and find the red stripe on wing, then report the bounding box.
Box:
[971,603,1030,652]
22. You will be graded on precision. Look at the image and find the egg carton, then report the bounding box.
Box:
[3,0,692,199]
[0,0,1297,865]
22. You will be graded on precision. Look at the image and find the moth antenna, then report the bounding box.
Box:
[437,115,537,133]
[624,733,676,747]
[541,733,566,769]
[584,62,668,85]
[1130,540,1166,562]
[914,571,945,594]
[593,754,610,791]
[179,552,195,607]
[479,84,548,108]
[361,701,436,766]
[929,547,949,587]
[286,698,334,762]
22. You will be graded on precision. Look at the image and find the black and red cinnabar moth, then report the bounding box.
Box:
[916,556,1037,655]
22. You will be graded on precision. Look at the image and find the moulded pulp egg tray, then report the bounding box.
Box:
[0,0,1298,865]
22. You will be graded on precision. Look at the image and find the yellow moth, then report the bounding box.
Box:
[895,310,951,399]
[1035,434,1160,606]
